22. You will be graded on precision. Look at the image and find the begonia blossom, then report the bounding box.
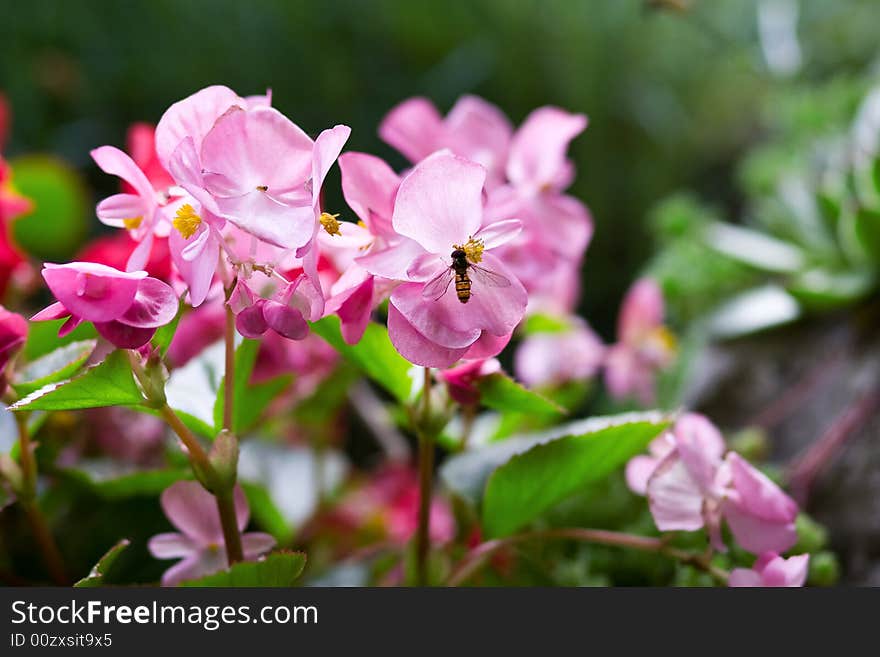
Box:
[728,552,809,587]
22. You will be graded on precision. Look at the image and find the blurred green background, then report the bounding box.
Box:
[2,0,879,335]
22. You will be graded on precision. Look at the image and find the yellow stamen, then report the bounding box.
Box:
[320,212,342,237]
[122,216,143,230]
[454,236,485,264]
[173,204,203,240]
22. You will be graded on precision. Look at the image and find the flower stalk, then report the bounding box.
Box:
[14,415,68,585]
[414,366,434,586]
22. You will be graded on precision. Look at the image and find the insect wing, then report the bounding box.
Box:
[470,264,511,288]
[421,267,455,300]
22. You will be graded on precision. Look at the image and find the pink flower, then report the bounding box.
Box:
[362,151,527,368]
[379,95,513,189]
[124,123,175,195]
[321,152,402,344]
[605,278,676,405]
[228,274,321,342]
[439,358,502,406]
[0,157,32,297]
[636,414,799,555]
[729,552,809,587]
[91,145,170,273]
[32,262,178,349]
[514,317,605,387]
[0,305,27,390]
[148,481,275,586]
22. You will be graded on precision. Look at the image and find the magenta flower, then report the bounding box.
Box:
[361,151,527,368]
[379,95,513,189]
[514,317,605,387]
[32,262,177,349]
[728,552,809,587]
[633,414,799,555]
[0,305,27,393]
[228,274,321,342]
[604,278,676,405]
[439,357,502,406]
[148,481,275,586]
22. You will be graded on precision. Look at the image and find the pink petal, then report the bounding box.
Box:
[646,450,706,532]
[170,227,217,308]
[263,301,309,341]
[528,193,593,260]
[241,532,277,560]
[328,275,375,345]
[473,219,522,249]
[390,283,481,349]
[94,319,155,349]
[356,237,426,281]
[444,95,513,187]
[379,97,444,164]
[311,124,352,208]
[201,106,313,195]
[673,414,725,494]
[31,301,70,322]
[155,85,243,170]
[387,302,469,368]
[160,480,226,545]
[161,551,226,587]
[148,532,197,559]
[391,150,486,254]
[117,277,179,328]
[506,106,587,192]
[463,331,511,360]
[726,452,798,522]
[625,455,660,496]
[125,231,154,272]
[168,137,222,216]
[91,146,155,204]
[214,190,316,250]
[728,568,764,587]
[339,151,400,231]
[236,302,269,338]
[760,553,809,587]
[618,278,664,344]
[722,503,798,555]
[42,262,145,323]
[96,193,148,226]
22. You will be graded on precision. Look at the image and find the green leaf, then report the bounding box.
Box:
[9,350,144,412]
[23,319,97,361]
[456,415,669,538]
[441,412,670,508]
[151,299,184,357]
[521,314,571,335]
[706,285,800,339]
[311,316,413,402]
[786,268,875,311]
[853,207,880,262]
[212,339,287,433]
[13,340,97,395]
[179,551,307,587]
[9,155,89,260]
[74,539,130,587]
[477,373,566,417]
[63,464,191,499]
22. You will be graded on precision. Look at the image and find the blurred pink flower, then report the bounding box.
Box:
[380,95,513,189]
[728,552,809,587]
[32,262,177,349]
[87,407,166,465]
[514,317,605,387]
[362,151,527,367]
[0,157,32,297]
[335,465,455,546]
[148,481,275,586]
[605,278,675,405]
[0,305,27,392]
[634,414,799,555]
[439,357,501,406]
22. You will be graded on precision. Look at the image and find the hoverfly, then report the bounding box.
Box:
[422,248,511,304]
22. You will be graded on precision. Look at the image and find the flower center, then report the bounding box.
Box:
[173,204,203,240]
[320,212,342,236]
[122,216,143,230]
[453,237,484,264]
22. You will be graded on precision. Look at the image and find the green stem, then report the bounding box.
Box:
[223,302,236,433]
[214,489,244,565]
[447,528,729,586]
[15,416,68,585]
[414,367,434,586]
